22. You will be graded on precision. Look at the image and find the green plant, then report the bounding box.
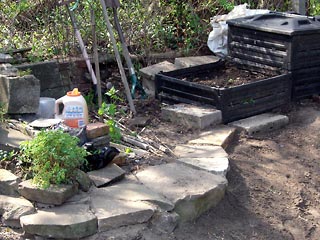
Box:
[20,130,88,189]
[98,87,123,143]
[18,68,32,76]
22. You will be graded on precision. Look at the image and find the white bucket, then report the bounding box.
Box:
[37,97,56,119]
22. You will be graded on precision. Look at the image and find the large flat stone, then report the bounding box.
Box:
[18,179,78,205]
[0,126,31,148]
[139,61,179,97]
[174,55,220,68]
[174,144,228,158]
[91,196,154,232]
[0,195,35,228]
[0,54,13,63]
[20,203,97,239]
[188,125,236,149]
[0,169,21,196]
[176,157,229,176]
[229,113,289,135]
[87,163,125,187]
[161,104,222,129]
[91,182,174,211]
[136,163,227,222]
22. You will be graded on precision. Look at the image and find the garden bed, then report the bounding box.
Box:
[155,60,292,123]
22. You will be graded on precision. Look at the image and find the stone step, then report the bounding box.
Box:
[229,113,289,135]
[0,195,35,228]
[90,194,155,232]
[0,169,21,196]
[188,125,236,149]
[20,203,97,239]
[161,103,222,130]
[91,182,174,211]
[87,163,125,187]
[174,144,230,176]
[136,162,228,222]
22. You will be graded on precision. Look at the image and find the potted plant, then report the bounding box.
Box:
[18,130,88,205]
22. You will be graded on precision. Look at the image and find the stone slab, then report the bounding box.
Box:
[188,125,236,149]
[0,126,31,148]
[229,113,289,135]
[174,144,228,159]
[18,179,78,205]
[161,104,222,129]
[0,169,21,196]
[91,182,174,211]
[0,195,35,228]
[176,157,229,176]
[136,163,228,222]
[91,197,154,232]
[87,163,125,187]
[20,203,97,239]
[0,63,17,75]
[139,61,179,97]
[174,55,220,68]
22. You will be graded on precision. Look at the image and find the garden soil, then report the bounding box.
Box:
[1,98,320,240]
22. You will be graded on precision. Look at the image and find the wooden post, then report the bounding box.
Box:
[292,0,306,15]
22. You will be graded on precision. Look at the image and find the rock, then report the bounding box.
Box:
[111,152,127,166]
[87,163,125,187]
[229,113,289,135]
[136,163,228,222]
[161,104,222,129]
[0,64,17,75]
[174,55,220,68]
[150,211,179,234]
[75,169,92,192]
[91,182,174,211]
[18,179,78,205]
[86,122,109,139]
[0,169,20,196]
[188,125,236,149]
[90,197,154,232]
[0,195,35,228]
[20,203,97,239]
[0,74,40,114]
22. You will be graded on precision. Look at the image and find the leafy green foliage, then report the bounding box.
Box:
[309,0,320,15]
[20,130,88,189]
[98,87,123,143]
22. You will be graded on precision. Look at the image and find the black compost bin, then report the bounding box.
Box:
[227,12,320,99]
[155,60,291,123]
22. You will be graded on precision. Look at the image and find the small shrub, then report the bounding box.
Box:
[20,130,88,189]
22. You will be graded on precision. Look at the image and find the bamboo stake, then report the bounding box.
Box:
[99,0,136,114]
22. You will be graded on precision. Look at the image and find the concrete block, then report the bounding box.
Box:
[229,113,289,135]
[174,55,220,68]
[161,103,222,129]
[139,61,179,97]
[0,74,40,114]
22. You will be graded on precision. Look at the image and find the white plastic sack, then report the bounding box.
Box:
[207,4,269,57]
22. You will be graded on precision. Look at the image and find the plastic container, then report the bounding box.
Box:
[55,88,89,128]
[37,97,56,119]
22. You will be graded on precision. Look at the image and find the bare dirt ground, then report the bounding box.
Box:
[1,98,320,240]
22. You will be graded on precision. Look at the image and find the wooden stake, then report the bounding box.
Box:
[99,0,136,114]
